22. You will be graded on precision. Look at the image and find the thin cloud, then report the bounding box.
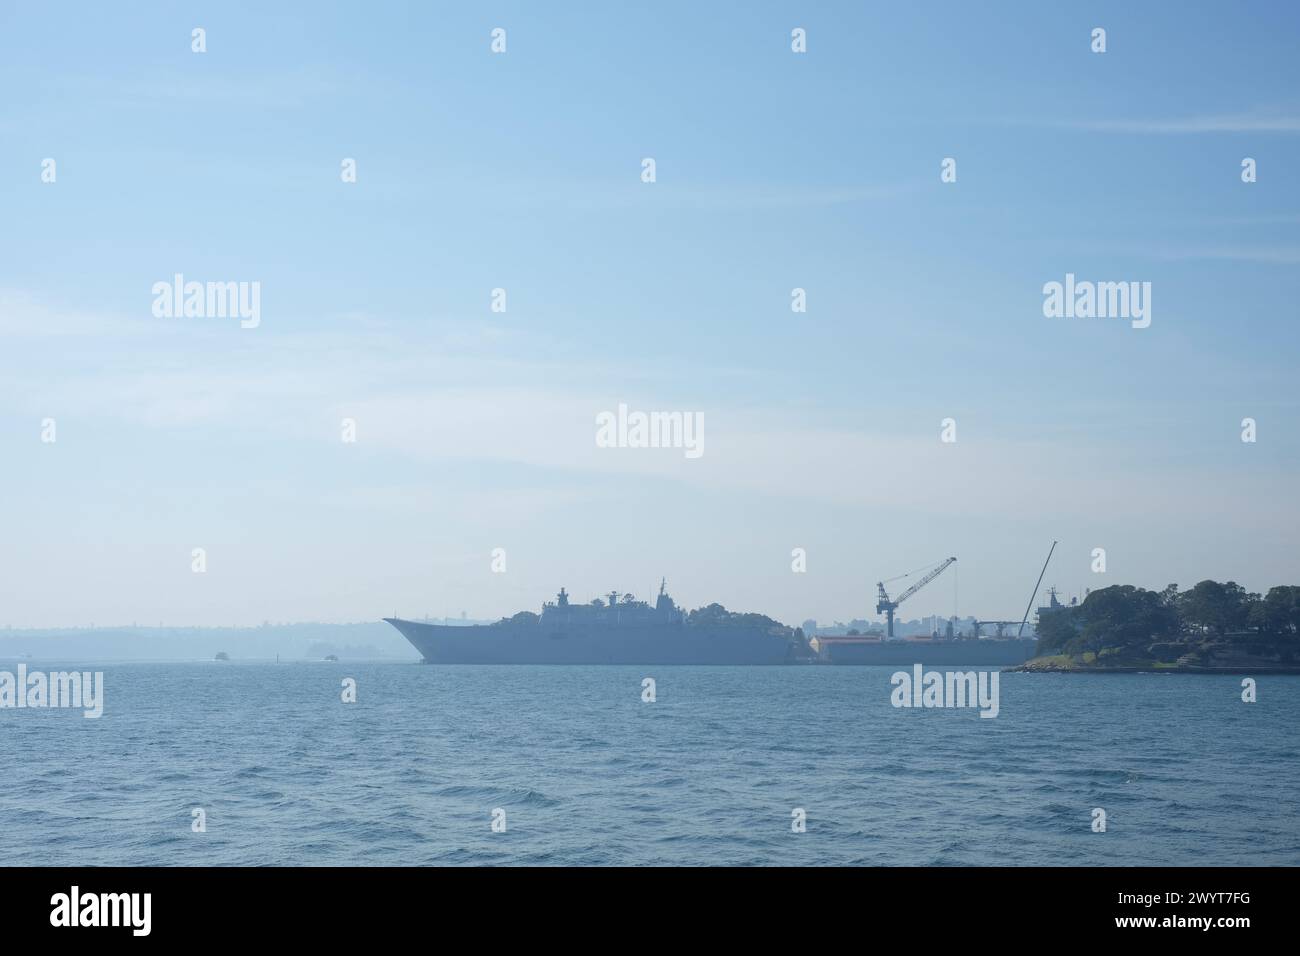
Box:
[997,111,1300,134]
[1145,245,1300,264]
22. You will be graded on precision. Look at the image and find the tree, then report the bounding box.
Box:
[1180,580,1249,636]
[1262,586,1300,638]
[1035,605,1080,653]
[1036,585,1177,656]
[1075,585,1178,652]
[687,603,793,636]
[500,611,539,627]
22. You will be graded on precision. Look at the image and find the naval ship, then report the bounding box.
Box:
[386,581,799,665]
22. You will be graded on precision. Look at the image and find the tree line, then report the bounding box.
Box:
[1036,580,1300,656]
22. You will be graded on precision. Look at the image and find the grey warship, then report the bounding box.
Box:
[386,581,799,664]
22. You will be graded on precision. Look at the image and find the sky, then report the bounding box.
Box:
[2,1,1299,629]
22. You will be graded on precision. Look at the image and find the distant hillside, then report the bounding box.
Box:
[0,620,436,662]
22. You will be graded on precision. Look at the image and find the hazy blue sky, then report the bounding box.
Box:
[3,2,1299,628]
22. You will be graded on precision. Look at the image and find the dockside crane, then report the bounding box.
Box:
[876,557,957,639]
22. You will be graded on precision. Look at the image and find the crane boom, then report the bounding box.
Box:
[1017,540,1057,638]
[894,557,956,605]
[876,557,957,639]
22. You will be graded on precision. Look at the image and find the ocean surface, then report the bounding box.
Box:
[3,661,1298,866]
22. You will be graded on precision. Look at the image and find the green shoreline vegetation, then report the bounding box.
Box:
[1014,580,1300,672]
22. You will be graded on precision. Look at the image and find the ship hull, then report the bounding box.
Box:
[815,639,1037,666]
[385,618,792,665]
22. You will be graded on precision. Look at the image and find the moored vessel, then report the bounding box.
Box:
[386,581,799,665]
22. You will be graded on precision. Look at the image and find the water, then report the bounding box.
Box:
[3,662,1298,865]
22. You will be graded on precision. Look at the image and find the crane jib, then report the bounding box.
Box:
[875,557,957,639]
